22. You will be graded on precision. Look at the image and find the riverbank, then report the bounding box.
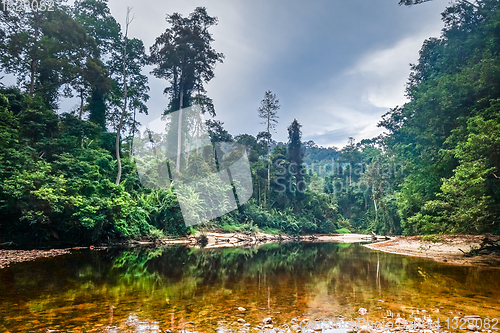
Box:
[158,232,390,249]
[0,248,72,269]
[2,233,499,269]
[0,232,386,269]
[365,234,500,266]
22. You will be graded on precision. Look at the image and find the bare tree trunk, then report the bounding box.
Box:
[79,89,84,120]
[29,60,37,97]
[266,114,271,206]
[176,76,184,172]
[29,14,40,98]
[258,180,261,206]
[116,8,134,186]
[129,108,136,158]
[267,146,270,202]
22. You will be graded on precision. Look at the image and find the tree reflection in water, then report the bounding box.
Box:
[0,243,499,332]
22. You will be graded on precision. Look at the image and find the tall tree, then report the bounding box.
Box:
[115,7,133,186]
[73,0,121,119]
[206,119,233,144]
[380,0,500,234]
[257,90,280,203]
[0,5,103,109]
[149,7,224,172]
[74,0,149,150]
[0,6,46,97]
[287,119,304,189]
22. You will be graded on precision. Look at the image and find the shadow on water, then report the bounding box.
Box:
[0,242,499,332]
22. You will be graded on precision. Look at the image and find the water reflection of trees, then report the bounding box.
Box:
[0,244,500,332]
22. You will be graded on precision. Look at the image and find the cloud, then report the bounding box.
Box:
[284,14,446,148]
[345,32,438,109]
[304,125,369,149]
[50,0,451,150]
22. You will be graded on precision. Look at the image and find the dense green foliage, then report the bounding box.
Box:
[378,0,500,234]
[0,0,498,246]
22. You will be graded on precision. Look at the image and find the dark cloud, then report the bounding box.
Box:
[64,0,450,147]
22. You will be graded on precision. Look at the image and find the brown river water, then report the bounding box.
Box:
[0,242,499,332]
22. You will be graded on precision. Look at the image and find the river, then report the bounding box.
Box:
[1,243,499,332]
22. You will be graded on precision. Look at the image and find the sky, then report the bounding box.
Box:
[16,0,453,149]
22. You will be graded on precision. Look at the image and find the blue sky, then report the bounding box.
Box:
[15,0,453,149]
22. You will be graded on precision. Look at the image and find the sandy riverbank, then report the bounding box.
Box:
[2,233,498,269]
[157,232,389,249]
[0,248,72,269]
[0,232,385,269]
[365,234,500,267]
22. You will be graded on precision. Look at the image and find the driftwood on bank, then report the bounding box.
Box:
[191,232,311,248]
[460,235,500,257]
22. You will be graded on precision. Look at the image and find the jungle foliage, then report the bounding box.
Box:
[0,0,499,246]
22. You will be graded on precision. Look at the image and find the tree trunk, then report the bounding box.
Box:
[266,114,271,206]
[78,89,84,120]
[267,147,270,204]
[116,8,132,186]
[129,108,136,158]
[29,60,37,97]
[176,76,184,172]
[29,14,41,98]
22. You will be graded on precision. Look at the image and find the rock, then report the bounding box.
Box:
[244,323,251,327]
[359,329,373,333]
[263,317,273,325]
[263,324,273,329]
[358,308,368,315]
[238,307,246,311]
[464,315,481,319]
[395,318,407,325]
[238,319,246,323]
